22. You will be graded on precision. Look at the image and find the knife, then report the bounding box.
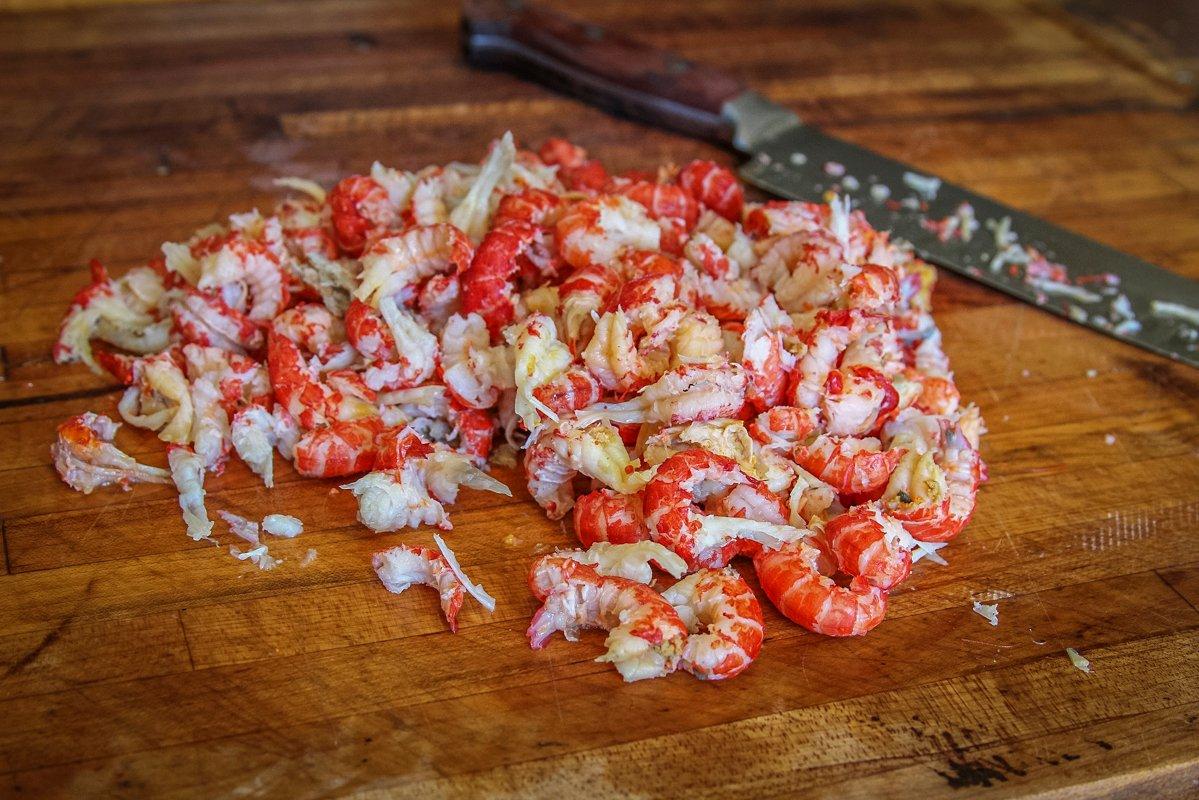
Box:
[461,0,1199,369]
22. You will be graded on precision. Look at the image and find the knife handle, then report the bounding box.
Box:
[461,0,745,144]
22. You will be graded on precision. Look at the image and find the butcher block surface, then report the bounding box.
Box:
[1,0,1198,797]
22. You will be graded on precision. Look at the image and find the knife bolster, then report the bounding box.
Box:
[722,91,802,153]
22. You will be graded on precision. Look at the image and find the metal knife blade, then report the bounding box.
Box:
[725,93,1199,369]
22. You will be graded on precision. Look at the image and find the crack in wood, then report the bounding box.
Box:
[1156,570,1199,614]
[0,385,120,411]
[177,610,197,672]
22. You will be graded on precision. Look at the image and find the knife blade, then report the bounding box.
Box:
[462,0,1199,368]
[727,94,1199,368]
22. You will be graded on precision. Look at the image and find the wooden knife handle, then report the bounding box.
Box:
[461,0,745,144]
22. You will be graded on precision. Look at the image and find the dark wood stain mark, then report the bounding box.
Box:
[933,733,1029,789]
[1120,356,1199,409]
[934,757,1012,789]
[3,615,71,680]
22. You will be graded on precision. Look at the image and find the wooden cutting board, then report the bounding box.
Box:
[1,1,1197,797]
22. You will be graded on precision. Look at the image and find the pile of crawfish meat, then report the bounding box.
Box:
[51,133,985,682]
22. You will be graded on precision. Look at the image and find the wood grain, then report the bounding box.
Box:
[0,0,1197,797]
